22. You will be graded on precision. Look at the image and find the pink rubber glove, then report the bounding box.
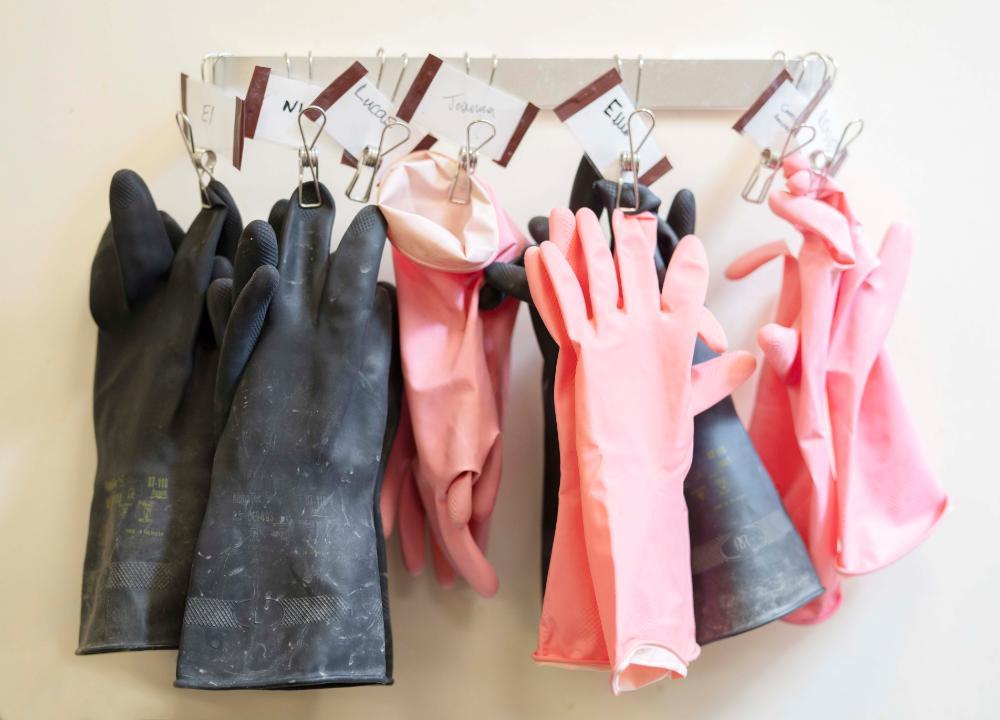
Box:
[783,171,949,575]
[528,208,755,692]
[726,154,855,624]
[532,209,732,670]
[378,151,525,597]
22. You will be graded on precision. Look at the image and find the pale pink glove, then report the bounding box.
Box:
[528,208,755,693]
[378,151,524,597]
[786,171,949,574]
[726,154,855,624]
[532,209,731,670]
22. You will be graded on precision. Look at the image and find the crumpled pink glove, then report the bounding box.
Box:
[377,150,525,597]
[726,154,855,623]
[528,207,755,693]
[788,170,949,575]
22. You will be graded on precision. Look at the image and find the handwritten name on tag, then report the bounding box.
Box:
[555,69,672,186]
[395,55,538,166]
[181,74,243,169]
[306,62,436,179]
[241,66,329,155]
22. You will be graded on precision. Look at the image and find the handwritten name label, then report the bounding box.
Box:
[556,70,671,185]
[243,68,328,149]
[396,55,538,167]
[181,74,241,168]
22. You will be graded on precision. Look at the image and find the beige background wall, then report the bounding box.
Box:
[2,1,998,717]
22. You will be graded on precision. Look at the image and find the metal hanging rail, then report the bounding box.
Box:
[203,55,799,111]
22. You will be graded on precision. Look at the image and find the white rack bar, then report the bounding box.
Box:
[206,55,798,111]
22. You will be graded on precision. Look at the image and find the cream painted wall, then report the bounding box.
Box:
[2,1,998,717]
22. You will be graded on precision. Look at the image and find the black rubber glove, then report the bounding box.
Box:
[79,171,241,654]
[176,184,396,689]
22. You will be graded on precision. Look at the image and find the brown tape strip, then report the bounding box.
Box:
[395,54,443,122]
[233,97,245,170]
[306,61,368,121]
[496,102,539,167]
[242,66,271,140]
[554,69,623,122]
[638,155,673,186]
[733,70,792,132]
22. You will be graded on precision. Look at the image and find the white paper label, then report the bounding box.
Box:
[556,69,671,185]
[395,55,538,166]
[181,75,240,168]
[243,67,329,149]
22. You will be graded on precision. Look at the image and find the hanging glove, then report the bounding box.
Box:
[376,151,525,598]
[176,184,396,689]
[527,208,755,692]
[781,168,948,574]
[79,171,241,654]
[726,154,856,624]
[591,181,822,642]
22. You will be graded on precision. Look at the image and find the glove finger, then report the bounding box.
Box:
[528,216,550,245]
[430,536,457,588]
[725,240,795,280]
[483,261,531,304]
[398,473,427,575]
[660,235,710,325]
[277,183,336,297]
[206,179,244,262]
[547,207,576,255]
[611,209,660,313]
[537,243,589,343]
[89,224,127,328]
[525,247,573,349]
[691,351,757,415]
[381,400,414,538]
[666,189,697,239]
[206,277,234,347]
[234,220,279,298]
[758,323,799,381]
[160,211,185,252]
[566,156,603,214]
[213,255,233,281]
[214,264,279,434]
[108,170,174,305]
[440,474,499,597]
[268,198,289,235]
[325,205,388,314]
[768,191,855,264]
[576,208,618,318]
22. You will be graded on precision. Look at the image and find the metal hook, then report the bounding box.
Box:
[449,119,496,204]
[283,52,292,78]
[615,108,655,211]
[811,118,864,180]
[175,111,217,208]
[297,105,326,208]
[374,47,386,88]
[345,118,412,203]
[390,53,409,103]
[464,51,471,75]
[613,54,642,104]
[200,53,226,85]
[488,54,498,87]
[307,50,314,81]
[741,123,817,204]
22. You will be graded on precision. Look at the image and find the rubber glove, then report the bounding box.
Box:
[782,170,949,574]
[591,181,822,642]
[79,171,240,654]
[726,154,855,623]
[176,184,396,689]
[528,208,756,692]
[377,150,525,598]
